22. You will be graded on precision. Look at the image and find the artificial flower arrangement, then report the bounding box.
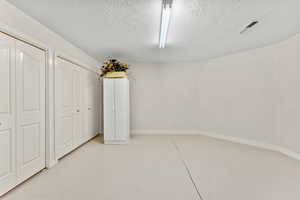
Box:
[100,58,129,78]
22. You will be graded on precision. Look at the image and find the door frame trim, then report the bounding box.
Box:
[0,23,48,51]
[54,51,99,74]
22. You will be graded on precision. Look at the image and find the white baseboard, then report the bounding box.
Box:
[104,140,129,145]
[131,129,202,135]
[131,129,300,161]
[46,160,58,169]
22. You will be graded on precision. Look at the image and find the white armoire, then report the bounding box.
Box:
[103,78,129,144]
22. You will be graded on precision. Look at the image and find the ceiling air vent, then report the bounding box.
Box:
[240,20,259,34]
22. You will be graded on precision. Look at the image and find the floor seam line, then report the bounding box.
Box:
[171,138,204,200]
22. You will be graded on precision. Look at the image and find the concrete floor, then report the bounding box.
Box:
[2,135,300,200]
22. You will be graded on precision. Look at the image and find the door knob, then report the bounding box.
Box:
[77,109,80,112]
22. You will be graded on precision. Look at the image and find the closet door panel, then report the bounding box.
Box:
[92,74,99,136]
[0,43,12,112]
[73,66,83,146]
[115,79,129,141]
[0,130,12,178]
[83,71,91,140]
[55,58,99,156]
[84,71,98,140]
[55,59,75,158]
[61,117,73,148]
[16,41,46,181]
[87,73,95,138]
[0,34,16,195]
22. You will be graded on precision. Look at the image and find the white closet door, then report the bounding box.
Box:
[73,66,83,146]
[115,79,129,141]
[92,73,100,136]
[84,70,92,140]
[0,34,16,195]
[103,79,115,142]
[16,41,46,181]
[55,58,75,158]
[85,71,99,140]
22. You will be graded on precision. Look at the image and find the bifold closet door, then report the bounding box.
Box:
[55,57,100,159]
[84,71,99,140]
[0,34,46,195]
[73,66,84,146]
[15,41,46,181]
[0,34,17,195]
[55,58,80,158]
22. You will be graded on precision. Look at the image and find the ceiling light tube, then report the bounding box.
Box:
[159,0,173,48]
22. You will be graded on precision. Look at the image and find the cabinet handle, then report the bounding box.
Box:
[88,108,91,110]
[77,109,80,112]
[0,122,2,126]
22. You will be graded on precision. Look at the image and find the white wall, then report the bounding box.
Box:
[130,34,300,155]
[2,0,299,158]
[0,0,99,69]
[277,36,300,155]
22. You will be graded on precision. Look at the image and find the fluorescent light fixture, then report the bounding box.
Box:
[159,0,173,48]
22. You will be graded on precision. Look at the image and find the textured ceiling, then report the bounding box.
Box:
[7,0,300,63]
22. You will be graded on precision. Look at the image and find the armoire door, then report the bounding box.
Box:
[115,79,129,141]
[0,34,17,195]
[55,58,75,158]
[103,79,115,142]
[15,41,46,181]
